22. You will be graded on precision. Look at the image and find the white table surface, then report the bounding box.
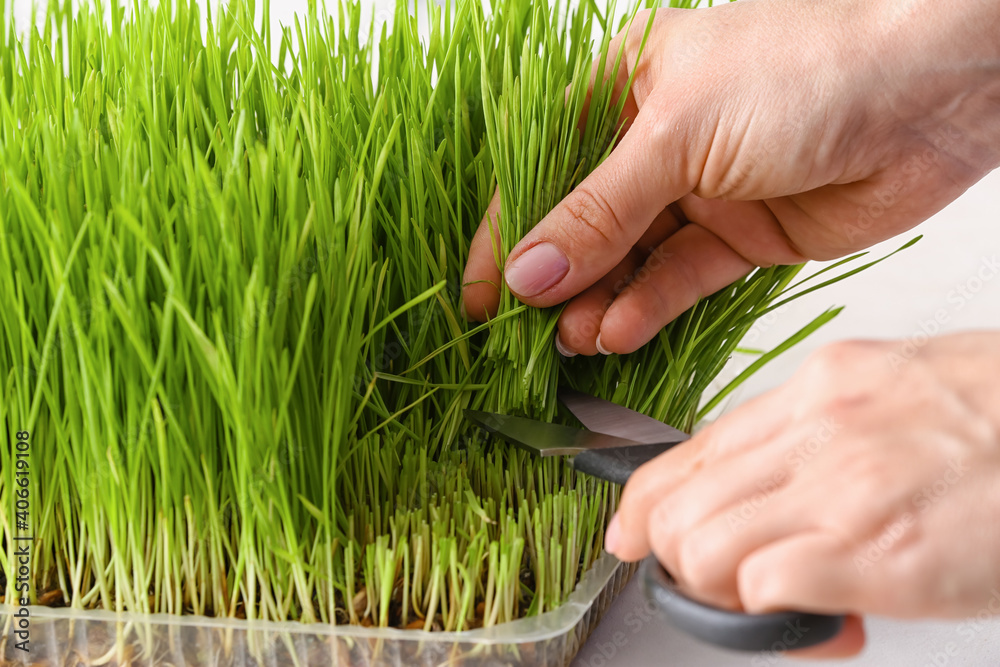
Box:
[572,574,1000,667]
[574,170,1000,665]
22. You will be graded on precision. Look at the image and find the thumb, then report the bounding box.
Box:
[502,104,695,307]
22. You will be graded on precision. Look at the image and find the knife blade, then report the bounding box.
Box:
[464,407,684,486]
[464,409,643,457]
[558,389,689,444]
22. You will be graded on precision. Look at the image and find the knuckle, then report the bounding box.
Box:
[802,340,880,380]
[710,160,756,201]
[635,8,654,22]
[737,558,786,613]
[669,252,704,298]
[641,112,674,154]
[559,187,624,248]
[675,533,718,591]
[852,454,892,491]
[642,278,674,327]
[737,250,775,271]
[622,464,656,504]
[810,340,862,367]
[558,307,603,351]
[641,251,700,325]
[622,9,655,48]
[834,448,896,508]
[813,395,864,427]
[689,426,728,466]
[646,505,679,567]
[795,340,897,417]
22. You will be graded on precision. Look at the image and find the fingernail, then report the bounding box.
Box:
[554,333,577,358]
[605,513,621,555]
[504,242,569,297]
[596,333,612,356]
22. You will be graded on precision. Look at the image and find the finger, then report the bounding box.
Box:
[667,478,808,608]
[609,386,794,561]
[502,102,696,307]
[677,425,940,610]
[461,189,503,322]
[738,531,862,615]
[786,614,866,660]
[556,252,644,356]
[556,206,685,355]
[597,223,755,354]
[676,195,807,268]
[769,165,968,261]
[660,410,880,605]
[644,431,814,607]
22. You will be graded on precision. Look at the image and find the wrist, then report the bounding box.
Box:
[931,332,1000,439]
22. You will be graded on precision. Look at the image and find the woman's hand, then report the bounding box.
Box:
[461,0,1000,355]
[606,332,1000,657]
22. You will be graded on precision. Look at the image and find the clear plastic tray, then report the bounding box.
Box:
[1,554,636,666]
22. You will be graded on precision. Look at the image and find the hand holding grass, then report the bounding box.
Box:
[461,0,1000,356]
[462,0,1000,658]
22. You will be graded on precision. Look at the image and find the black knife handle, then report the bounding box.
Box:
[573,442,845,651]
[573,442,677,485]
[642,557,846,651]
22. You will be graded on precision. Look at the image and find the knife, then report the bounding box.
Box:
[465,396,686,486]
[465,389,845,652]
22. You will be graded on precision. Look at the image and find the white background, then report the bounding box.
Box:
[12,0,998,664]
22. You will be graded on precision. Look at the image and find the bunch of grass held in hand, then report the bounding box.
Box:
[0,0,912,631]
